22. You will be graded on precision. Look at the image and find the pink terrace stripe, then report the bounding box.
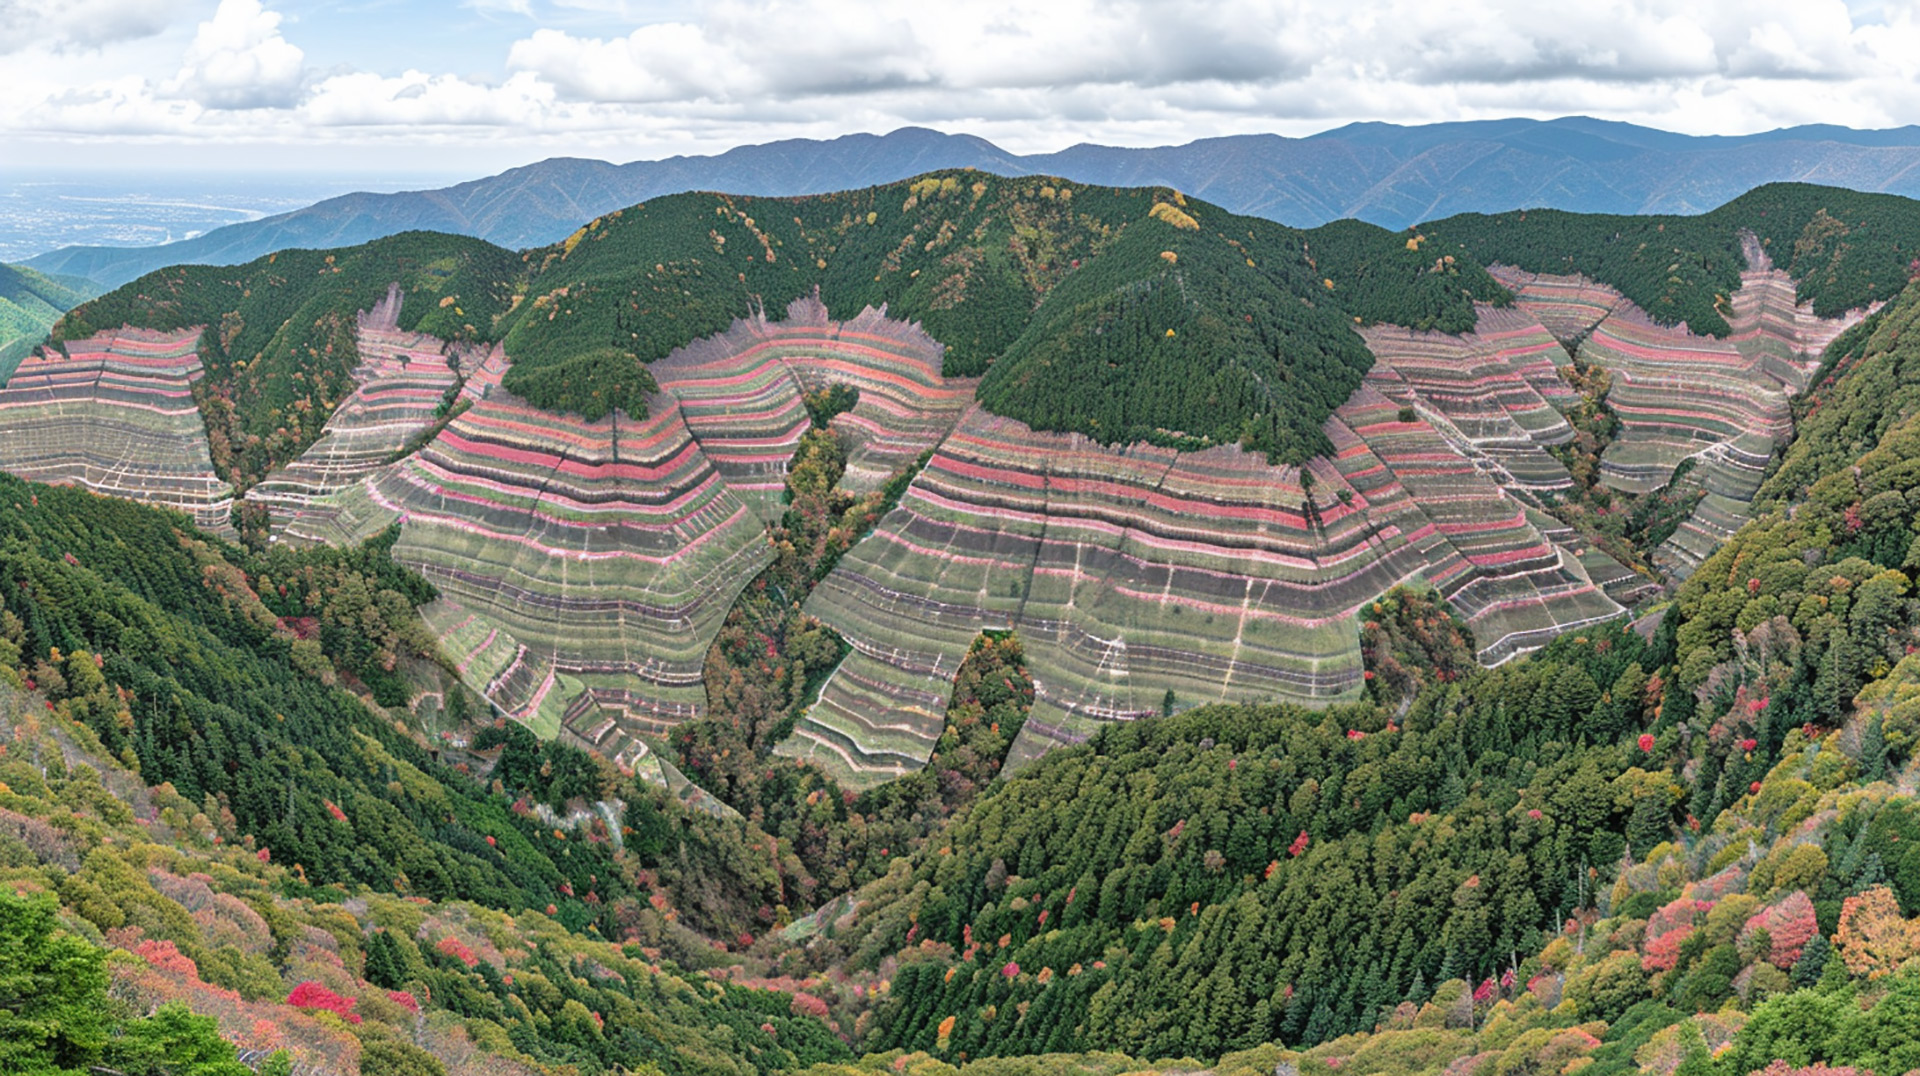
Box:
[899,489,1400,573]
[367,476,755,563]
[433,429,705,484]
[404,457,722,521]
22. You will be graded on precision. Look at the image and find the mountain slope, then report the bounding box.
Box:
[488,174,1504,463]
[35,119,1920,290]
[0,262,97,376]
[1427,183,1920,337]
[47,173,1500,486]
[0,473,850,1075]
[46,231,521,488]
[774,279,1920,1070]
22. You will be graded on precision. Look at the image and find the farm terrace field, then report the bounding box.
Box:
[1495,243,1868,578]
[0,326,233,533]
[789,382,1626,788]
[650,292,972,518]
[317,384,774,761]
[244,285,481,533]
[1358,303,1578,495]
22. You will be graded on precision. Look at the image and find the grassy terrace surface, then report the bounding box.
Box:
[1496,245,1868,579]
[650,292,971,518]
[244,285,470,528]
[317,385,773,770]
[791,373,1625,788]
[0,326,234,534]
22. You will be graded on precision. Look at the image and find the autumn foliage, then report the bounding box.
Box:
[285,981,362,1024]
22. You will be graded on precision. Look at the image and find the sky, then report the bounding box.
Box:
[2,0,1917,176]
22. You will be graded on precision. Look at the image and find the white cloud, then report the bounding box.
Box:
[166,0,305,109]
[6,0,1920,166]
[0,0,178,53]
[302,70,556,127]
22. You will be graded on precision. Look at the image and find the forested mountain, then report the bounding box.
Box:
[0,262,96,376]
[765,276,1920,1073]
[14,172,1920,1076]
[50,173,1503,474]
[1427,184,1920,336]
[35,118,1920,290]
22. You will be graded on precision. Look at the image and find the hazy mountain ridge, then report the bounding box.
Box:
[32,118,1920,289]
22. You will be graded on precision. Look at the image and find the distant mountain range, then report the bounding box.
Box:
[30,116,1920,289]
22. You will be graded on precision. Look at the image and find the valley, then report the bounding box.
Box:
[3,173,1920,1076]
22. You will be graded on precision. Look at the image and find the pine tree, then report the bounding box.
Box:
[1862,714,1889,782]
[1302,998,1335,1046]
[1838,817,1872,883]
[1791,932,1832,988]
[365,929,407,989]
[1855,851,1888,892]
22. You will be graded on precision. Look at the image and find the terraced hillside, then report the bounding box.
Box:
[1358,304,1578,495]
[1495,243,1867,578]
[787,385,1626,787]
[0,327,234,533]
[5,176,1911,799]
[43,232,522,489]
[312,386,772,768]
[262,293,970,787]
[244,284,474,531]
[650,291,971,518]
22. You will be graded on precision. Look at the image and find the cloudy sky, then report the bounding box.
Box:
[0,0,1914,174]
